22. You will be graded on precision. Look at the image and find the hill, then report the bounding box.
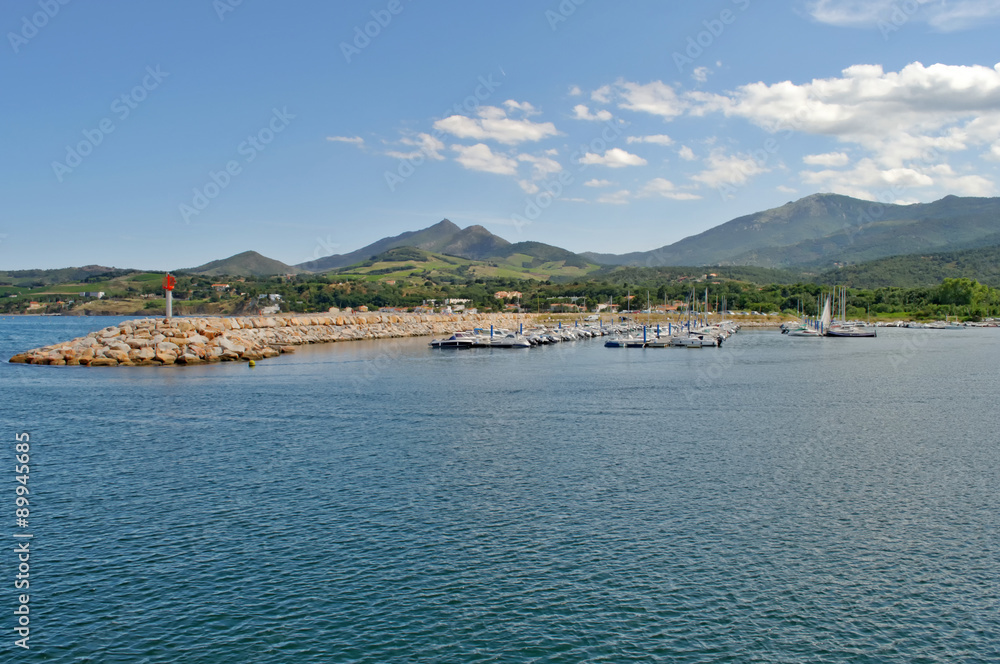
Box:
[184,251,300,277]
[0,265,132,287]
[295,219,465,271]
[331,245,602,282]
[297,218,596,273]
[818,244,1000,289]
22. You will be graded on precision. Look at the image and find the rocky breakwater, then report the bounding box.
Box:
[9,313,536,367]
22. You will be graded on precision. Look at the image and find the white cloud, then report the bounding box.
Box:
[584,179,613,187]
[597,189,632,205]
[568,85,583,96]
[694,62,1000,144]
[573,104,613,122]
[385,133,445,160]
[692,149,771,188]
[803,151,850,167]
[777,185,798,194]
[678,146,696,161]
[434,105,559,145]
[692,61,1000,197]
[616,80,686,119]
[638,178,702,200]
[518,180,540,194]
[503,100,539,115]
[327,135,364,146]
[806,0,1000,31]
[627,134,674,146]
[579,148,648,168]
[452,143,518,175]
[693,66,710,83]
[800,157,993,200]
[517,153,563,178]
[591,85,613,103]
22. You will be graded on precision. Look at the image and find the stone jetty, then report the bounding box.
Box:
[9,312,537,367]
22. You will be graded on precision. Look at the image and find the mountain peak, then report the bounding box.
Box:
[431,219,460,232]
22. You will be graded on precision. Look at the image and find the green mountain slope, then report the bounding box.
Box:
[184,251,300,277]
[818,244,1000,288]
[296,219,464,271]
[297,218,597,272]
[584,194,1000,268]
[332,245,602,282]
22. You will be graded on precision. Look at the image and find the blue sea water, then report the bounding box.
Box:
[1,316,998,663]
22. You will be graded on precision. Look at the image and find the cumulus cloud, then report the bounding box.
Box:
[693,66,710,83]
[678,146,696,161]
[579,148,648,168]
[616,79,686,119]
[800,158,993,200]
[584,179,613,187]
[503,100,539,115]
[568,85,583,96]
[573,104,613,121]
[627,134,674,146]
[434,104,559,145]
[692,61,1000,198]
[695,62,1000,142]
[806,0,1000,31]
[692,149,771,188]
[591,85,613,103]
[385,133,445,160]
[517,153,563,178]
[803,151,850,167]
[452,143,518,175]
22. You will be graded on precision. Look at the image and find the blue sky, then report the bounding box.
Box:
[4,0,1000,270]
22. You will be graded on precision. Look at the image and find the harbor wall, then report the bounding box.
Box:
[9,312,539,366]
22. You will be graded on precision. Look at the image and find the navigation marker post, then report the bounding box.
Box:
[162,273,176,320]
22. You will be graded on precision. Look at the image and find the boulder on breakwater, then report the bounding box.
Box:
[9,312,537,367]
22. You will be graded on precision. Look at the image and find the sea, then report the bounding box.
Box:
[1,316,998,663]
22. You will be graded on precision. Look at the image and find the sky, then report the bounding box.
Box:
[4,0,1000,270]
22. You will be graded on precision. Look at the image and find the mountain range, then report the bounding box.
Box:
[581,194,1000,268]
[179,193,1000,278]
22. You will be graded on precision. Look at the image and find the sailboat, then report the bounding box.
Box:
[824,287,876,337]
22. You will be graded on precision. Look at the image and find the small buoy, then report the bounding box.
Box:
[248,360,256,367]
